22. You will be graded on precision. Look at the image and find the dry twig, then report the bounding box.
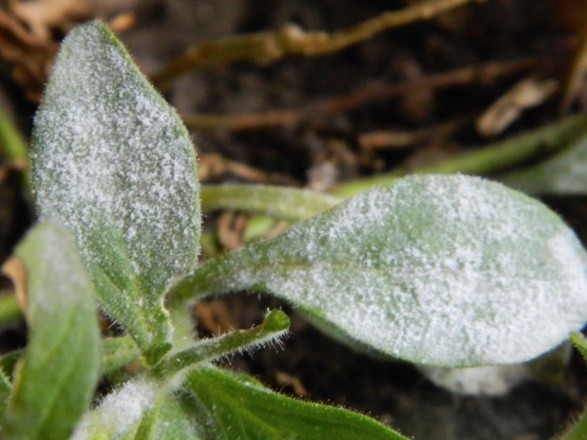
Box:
[358,118,467,150]
[199,153,298,185]
[477,77,558,137]
[152,0,486,88]
[182,58,541,131]
[561,3,587,113]
[0,10,57,100]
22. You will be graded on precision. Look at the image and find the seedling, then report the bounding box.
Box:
[2,21,587,439]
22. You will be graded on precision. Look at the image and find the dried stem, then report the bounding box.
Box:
[358,117,468,150]
[182,58,540,131]
[153,0,486,88]
[331,114,587,197]
[560,2,587,113]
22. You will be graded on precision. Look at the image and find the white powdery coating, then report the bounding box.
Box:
[31,22,200,297]
[418,363,531,396]
[212,175,587,366]
[72,378,159,439]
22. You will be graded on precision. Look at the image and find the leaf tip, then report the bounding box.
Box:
[264,309,290,333]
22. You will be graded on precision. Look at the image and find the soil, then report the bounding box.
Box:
[2,1,587,439]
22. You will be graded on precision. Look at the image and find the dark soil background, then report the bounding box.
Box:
[2,1,587,439]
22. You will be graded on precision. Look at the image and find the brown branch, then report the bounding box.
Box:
[561,2,587,113]
[358,117,468,150]
[182,58,542,131]
[152,0,486,88]
[198,153,298,185]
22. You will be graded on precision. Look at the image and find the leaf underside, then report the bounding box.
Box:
[30,21,201,363]
[175,174,587,367]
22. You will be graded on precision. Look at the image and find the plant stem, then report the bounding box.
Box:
[0,107,30,194]
[199,115,587,248]
[183,58,538,132]
[331,114,587,197]
[153,0,483,87]
[199,116,587,248]
[201,184,343,222]
[154,310,289,377]
[167,298,197,350]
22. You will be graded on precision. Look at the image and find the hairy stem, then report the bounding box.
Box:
[154,310,289,376]
[201,184,343,221]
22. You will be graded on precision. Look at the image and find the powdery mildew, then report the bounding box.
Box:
[192,175,587,366]
[72,377,160,439]
[30,23,200,340]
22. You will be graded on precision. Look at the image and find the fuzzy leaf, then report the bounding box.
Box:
[30,21,201,364]
[173,175,587,367]
[1,221,100,440]
[76,367,404,439]
[73,378,200,440]
[186,366,407,440]
[72,377,163,439]
[130,393,199,440]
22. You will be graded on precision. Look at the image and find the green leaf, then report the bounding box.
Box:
[0,368,11,423]
[74,377,199,440]
[1,221,100,440]
[30,21,201,364]
[173,174,587,367]
[101,336,141,376]
[78,365,404,439]
[154,310,289,376]
[571,332,587,364]
[500,135,587,195]
[129,393,200,440]
[186,366,407,440]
